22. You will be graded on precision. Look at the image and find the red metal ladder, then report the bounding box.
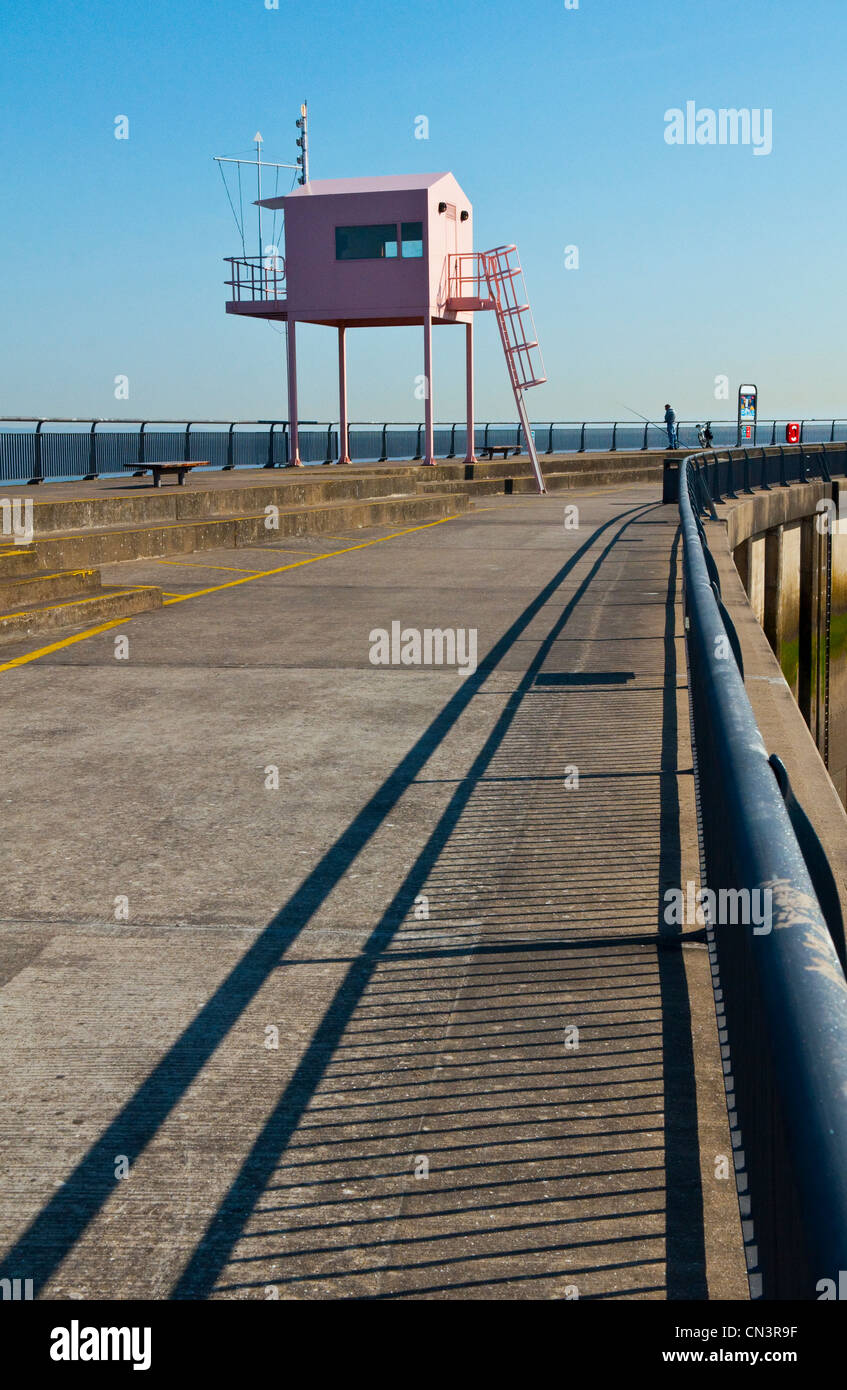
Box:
[447,245,547,494]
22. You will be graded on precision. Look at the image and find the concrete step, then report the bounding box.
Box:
[25,491,468,571]
[416,476,508,498]
[0,584,162,646]
[422,451,667,482]
[515,464,663,493]
[19,455,669,536]
[25,469,433,536]
[0,546,39,577]
[0,567,102,609]
[416,463,663,499]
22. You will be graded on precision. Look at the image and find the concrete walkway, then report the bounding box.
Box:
[0,483,745,1299]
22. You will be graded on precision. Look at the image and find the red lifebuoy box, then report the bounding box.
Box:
[786,422,800,444]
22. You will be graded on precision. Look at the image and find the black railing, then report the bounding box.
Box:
[680,445,847,1298]
[3,418,847,486]
[225,256,286,302]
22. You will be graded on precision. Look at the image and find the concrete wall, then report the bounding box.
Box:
[726,480,847,804]
[709,485,847,943]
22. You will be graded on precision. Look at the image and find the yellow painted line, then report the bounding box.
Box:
[51,513,265,543]
[162,515,460,604]
[247,544,352,557]
[0,587,158,622]
[147,558,260,574]
[39,505,402,546]
[471,487,634,513]
[22,475,371,509]
[2,568,97,586]
[0,515,461,671]
[319,529,396,540]
[0,616,137,671]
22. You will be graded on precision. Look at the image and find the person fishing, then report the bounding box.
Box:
[664,404,678,450]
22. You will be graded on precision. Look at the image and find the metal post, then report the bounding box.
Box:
[296,102,309,186]
[265,421,276,468]
[579,422,586,453]
[711,455,723,504]
[447,423,456,459]
[379,423,388,463]
[29,420,44,484]
[255,132,263,263]
[184,422,192,462]
[139,422,147,464]
[611,422,618,452]
[85,420,99,480]
[422,315,434,465]
[464,321,476,463]
[413,424,423,461]
[337,327,350,464]
[224,422,235,469]
[643,421,649,451]
[515,390,546,495]
[286,320,302,466]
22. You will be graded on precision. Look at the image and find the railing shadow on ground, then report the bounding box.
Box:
[0,495,706,1299]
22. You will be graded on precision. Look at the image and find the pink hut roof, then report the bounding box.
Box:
[257,172,455,208]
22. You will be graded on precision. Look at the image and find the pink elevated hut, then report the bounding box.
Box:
[224,171,547,491]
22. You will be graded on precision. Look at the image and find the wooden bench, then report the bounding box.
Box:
[480,444,521,460]
[122,461,208,488]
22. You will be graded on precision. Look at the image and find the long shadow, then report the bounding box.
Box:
[656,526,708,1297]
[172,503,659,1298]
[0,500,653,1294]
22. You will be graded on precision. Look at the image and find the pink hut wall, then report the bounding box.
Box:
[277,173,473,326]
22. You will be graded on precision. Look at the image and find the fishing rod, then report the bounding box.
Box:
[618,403,666,433]
[620,403,715,450]
[618,401,697,451]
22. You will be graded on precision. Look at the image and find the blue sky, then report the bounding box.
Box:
[2,0,845,424]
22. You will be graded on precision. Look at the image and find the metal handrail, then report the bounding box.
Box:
[680,448,847,1298]
[2,419,847,485]
[225,255,285,302]
[2,416,847,433]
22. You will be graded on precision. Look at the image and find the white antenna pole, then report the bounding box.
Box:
[254,131,263,261]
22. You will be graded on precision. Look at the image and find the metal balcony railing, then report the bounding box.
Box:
[224,255,286,302]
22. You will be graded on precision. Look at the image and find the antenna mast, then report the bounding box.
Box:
[295,102,309,185]
[254,131,263,262]
[213,101,310,257]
